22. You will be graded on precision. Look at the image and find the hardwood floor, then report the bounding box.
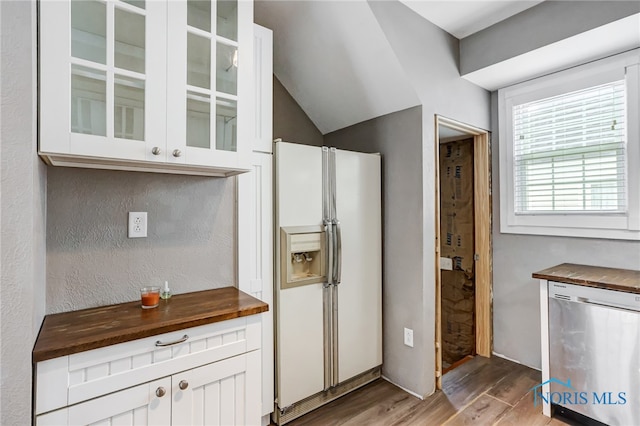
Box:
[284,356,569,426]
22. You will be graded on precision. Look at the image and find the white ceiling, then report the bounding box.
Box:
[399,0,544,39]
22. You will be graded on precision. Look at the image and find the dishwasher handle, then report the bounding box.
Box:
[576,296,640,314]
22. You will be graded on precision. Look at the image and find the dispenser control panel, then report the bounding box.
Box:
[280,226,326,289]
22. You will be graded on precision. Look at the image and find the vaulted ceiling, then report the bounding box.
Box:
[255,0,542,134]
[254,1,639,135]
[254,0,419,135]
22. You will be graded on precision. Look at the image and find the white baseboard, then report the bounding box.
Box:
[492,351,541,372]
[381,375,426,400]
[262,414,271,426]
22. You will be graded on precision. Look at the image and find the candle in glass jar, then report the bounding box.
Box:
[140,286,160,309]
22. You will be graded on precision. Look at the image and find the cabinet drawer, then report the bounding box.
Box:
[36,377,172,426]
[35,315,260,415]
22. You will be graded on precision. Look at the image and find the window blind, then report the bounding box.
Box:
[513,79,626,213]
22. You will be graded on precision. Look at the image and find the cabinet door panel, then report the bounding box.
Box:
[252,25,273,153]
[36,377,171,426]
[172,352,260,426]
[40,0,167,162]
[166,0,252,170]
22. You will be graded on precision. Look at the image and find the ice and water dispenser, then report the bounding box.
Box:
[280,226,326,289]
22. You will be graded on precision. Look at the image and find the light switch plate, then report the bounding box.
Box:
[404,327,414,348]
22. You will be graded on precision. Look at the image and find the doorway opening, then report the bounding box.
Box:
[434,115,492,389]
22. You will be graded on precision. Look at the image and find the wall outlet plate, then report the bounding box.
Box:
[440,257,453,271]
[404,327,414,348]
[128,212,147,238]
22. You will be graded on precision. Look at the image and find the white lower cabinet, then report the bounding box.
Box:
[35,317,262,426]
[172,351,261,426]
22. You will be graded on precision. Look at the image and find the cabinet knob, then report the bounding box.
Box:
[172,149,182,158]
[151,147,161,156]
[156,387,166,398]
[179,380,189,390]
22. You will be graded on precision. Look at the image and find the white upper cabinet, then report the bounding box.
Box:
[39,0,253,177]
[252,24,273,153]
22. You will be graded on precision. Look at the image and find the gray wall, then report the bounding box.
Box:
[490,92,640,369]
[47,168,236,313]
[325,106,423,392]
[273,76,324,146]
[0,1,47,423]
[460,1,640,75]
[364,0,490,398]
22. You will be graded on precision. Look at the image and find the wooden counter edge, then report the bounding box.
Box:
[532,263,640,294]
[33,290,268,363]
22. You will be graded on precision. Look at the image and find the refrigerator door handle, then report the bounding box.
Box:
[322,285,332,390]
[333,220,342,285]
[329,148,338,222]
[331,284,339,387]
[324,220,333,286]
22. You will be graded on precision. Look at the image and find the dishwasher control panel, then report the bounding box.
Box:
[549,281,640,312]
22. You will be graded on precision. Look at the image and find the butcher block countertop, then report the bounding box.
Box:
[533,263,640,294]
[33,287,268,363]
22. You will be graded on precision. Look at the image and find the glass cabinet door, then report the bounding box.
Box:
[167,0,251,169]
[40,0,166,161]
[185,0,238,153]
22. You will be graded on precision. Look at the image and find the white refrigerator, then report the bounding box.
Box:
[274,141,382,424]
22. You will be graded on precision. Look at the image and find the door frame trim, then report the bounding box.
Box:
[434,115,492,390]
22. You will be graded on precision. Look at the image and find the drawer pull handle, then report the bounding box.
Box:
[179,380,189,390]
[156,387,166,398]
[155,334,189,347]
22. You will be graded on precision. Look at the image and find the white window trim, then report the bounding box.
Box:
[498,49,640,240]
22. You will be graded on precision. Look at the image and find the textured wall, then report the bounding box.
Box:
[490,91,640,369]
[273,76,324,145]
[0,1,47,424]
[367,0,490,398]
[325,105,424,394]
[47,168,236,313]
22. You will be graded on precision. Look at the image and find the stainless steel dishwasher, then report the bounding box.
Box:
[549,281,640,426]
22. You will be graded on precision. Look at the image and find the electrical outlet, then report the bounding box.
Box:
[404,327,414,348]
[128,212,147,238]
[440,257,453,271]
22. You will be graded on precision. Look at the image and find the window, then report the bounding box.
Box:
[499,50,640,240]
[514,80,626,213]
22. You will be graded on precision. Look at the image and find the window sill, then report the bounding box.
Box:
[500,222,640,241]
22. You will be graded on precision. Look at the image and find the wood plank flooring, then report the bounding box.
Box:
[284,356,569,426]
